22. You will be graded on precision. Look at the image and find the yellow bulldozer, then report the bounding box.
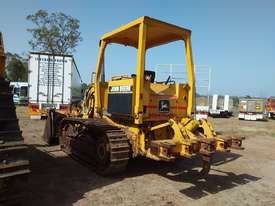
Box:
[45,16,244,176]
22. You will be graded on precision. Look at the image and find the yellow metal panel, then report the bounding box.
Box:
[100,82,109,111]
[150,122,171,131]
[101,16,191,49]
[101,16,144,42]
[107,78,134,87]
[94,40,107,117]
[134,22,147,124]
[142,82,188,121]
[185,35,195,116]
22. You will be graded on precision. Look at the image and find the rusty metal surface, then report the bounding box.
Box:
[0,32,5,78]
[0,33,30,204]
[0,78,30,205]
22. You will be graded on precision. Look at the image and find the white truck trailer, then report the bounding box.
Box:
[209,94,233,117]
[195,105,209,120]
[195,96,209,120]
[238,98,267,121]
[28,52,82,119]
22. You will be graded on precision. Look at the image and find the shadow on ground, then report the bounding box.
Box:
[124,152,260,200]
[26,145,117,206]
[26,145,260,205]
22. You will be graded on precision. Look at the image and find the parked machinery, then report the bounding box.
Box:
[266,97,275,119]
[209,94,233,117]
[46,17,244,176]
[238,98,267,121]
[0,32,30,204]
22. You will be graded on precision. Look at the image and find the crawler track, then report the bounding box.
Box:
[60,118,130,175]
[0,79,30,205]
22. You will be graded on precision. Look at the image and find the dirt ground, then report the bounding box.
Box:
[16,106,275,206]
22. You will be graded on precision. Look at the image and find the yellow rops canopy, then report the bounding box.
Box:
[101,16,191,49]
[95,16,195,119]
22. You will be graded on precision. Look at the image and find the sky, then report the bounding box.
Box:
[0,0,274,97]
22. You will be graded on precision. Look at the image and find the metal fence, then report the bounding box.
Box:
[155,64,212,98]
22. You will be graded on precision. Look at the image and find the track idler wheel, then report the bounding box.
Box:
[95,135,112,175]
[60,123,78,154]
[95,129,130,176]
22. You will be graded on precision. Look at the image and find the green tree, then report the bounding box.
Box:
[26,10,82,54]
[6,54,28,81]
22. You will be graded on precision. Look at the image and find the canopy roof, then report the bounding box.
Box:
[101,16,191,49]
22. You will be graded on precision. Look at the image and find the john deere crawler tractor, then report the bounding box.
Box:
[0,33,30,204]
[46,17,244,176]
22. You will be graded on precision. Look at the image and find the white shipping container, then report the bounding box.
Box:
[28,52,82,119]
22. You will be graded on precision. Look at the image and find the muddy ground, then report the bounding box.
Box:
[16,106,275,206]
